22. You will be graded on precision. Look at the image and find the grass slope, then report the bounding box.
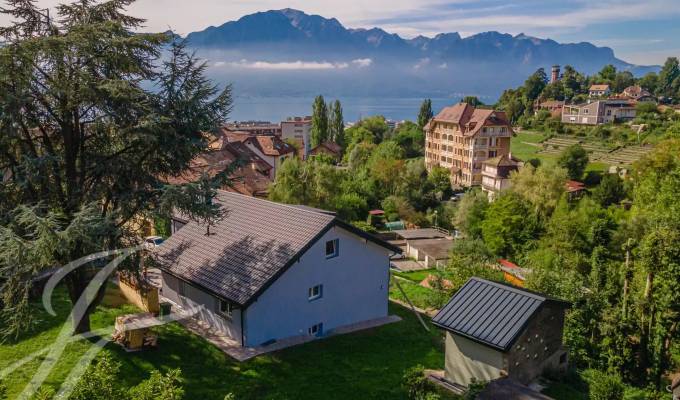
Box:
[1,287,451,400]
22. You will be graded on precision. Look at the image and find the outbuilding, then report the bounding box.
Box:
[432,277,570,386]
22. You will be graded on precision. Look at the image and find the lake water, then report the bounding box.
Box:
[229,96,461,123]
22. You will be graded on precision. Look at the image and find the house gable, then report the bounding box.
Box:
[242,225,393,346]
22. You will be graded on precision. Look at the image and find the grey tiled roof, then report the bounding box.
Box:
[432,278,568,351]
[154,191,400,306]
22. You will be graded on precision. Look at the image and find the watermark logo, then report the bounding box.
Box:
[0,246,198,400]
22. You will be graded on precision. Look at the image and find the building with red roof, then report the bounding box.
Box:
[424,102,514,188]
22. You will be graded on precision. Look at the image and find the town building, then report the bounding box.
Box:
[481,155,520,199]
[432,278,570,387]
[670,376,680,400]
[393,229,454,269]
[220,129,295,177]
[224,121,281,136]
[163,141,272,198]
[620,85,655,102]
[589,84,611,98]
[561,99,636,125]
[309,142,343,161]
[154,191,400,348]
[534,100,565,117]
[280,116,312,158]
[424,103,514,188]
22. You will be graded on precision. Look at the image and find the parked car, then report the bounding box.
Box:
[144,236,165,250]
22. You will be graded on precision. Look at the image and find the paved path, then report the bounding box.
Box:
[391,259,428,272]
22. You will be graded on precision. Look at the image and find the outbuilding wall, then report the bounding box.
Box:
[444,332,505,386]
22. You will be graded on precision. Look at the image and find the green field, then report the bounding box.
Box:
[511,130,609,173]
[0,287,454,400]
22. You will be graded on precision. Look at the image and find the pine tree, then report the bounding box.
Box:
[311,95,328,147]
[417,99,433,130]
[0,1,232,336]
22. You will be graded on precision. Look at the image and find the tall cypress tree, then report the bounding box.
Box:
[417,99,433,130]
[311,95,328,147]
[331,99,345,148]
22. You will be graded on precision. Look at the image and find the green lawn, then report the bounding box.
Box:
[0,286,453,400]
[392,269,436,283]
[510,130,546,162]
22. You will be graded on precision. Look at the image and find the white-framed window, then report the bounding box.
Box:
[308,284,323,301]
[217,299,234,319]
[325,239,339,258]
[308,322,323,337]
[488,150,497,158]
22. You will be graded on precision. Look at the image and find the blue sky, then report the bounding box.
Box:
[8,0,680,65]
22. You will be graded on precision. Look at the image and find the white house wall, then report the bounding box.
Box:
[243,226,392,347]
[161,272,244,344]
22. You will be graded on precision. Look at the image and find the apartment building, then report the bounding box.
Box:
[281,116,312,158]
[424,103,513,188]
[561,99,636,125]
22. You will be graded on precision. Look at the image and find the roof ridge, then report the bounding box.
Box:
[216,189,337,219]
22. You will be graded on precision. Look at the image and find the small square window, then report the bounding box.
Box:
[308,323,323,337]
[325,239,339,258]
[308,284,323,301]
[217,299,234,318]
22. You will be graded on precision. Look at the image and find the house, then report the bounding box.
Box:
[534,100,564,118]
[424,103,514,188]
[280,116,312,158]
[154,191,401,348]
[221,129,296,177]
[432,277,570,387]
[309,142,343,161]
[589,84,611,98]
[561,100,636,125]
[481,155,520,200]
[565,180,586,200]
[621,85,655,102]
[162,141,273,198]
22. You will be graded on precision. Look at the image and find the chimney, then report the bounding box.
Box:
[551,65,560,84]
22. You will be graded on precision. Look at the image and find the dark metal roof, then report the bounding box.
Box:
[154,191,400,306]
[432,277,569,351]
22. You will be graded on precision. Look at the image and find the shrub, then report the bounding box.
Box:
[463,378,488,399]
[0,380,6,400]
[588,370,624,400]
[401,365,434,400]
[129,369,184,400]
[351,220,378,233]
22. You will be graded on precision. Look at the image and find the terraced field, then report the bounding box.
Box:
[599,145,654,166]
[537,135,653,166]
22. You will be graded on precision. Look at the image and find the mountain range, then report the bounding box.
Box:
[179,9,659,103]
